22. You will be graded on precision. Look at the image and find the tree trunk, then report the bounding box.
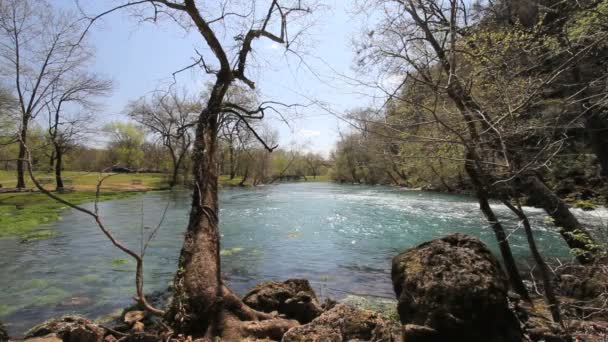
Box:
[169,113,222,335]
[502,199,563,325]
[229,145,236,180]
[585,111,608,177]
[239,165,249,187]
[465,157,531,302]
[167,108,296,339]
[54,145,64,191]
[518,174,597,264]
[16,123,28,189]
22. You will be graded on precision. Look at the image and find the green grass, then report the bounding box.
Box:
[0,191,135,238]
[0,170,169,191]
[219,175,244,187]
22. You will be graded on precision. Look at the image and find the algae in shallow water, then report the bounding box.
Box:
[35,287,70,305]
[220,247,244,256]
[0,303,20,317]
[75,274,100,283]
[23,279,50,290]
[110,258,129,266]
[21,230,58,242]
[0,191,136,238]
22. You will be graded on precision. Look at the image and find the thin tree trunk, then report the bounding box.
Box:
[585,111,608,177]
[229,145,236,179]
[54,145,64,191]
[518,174,596,264]
[465,157,531,302]
[502,199,563,325]
[386,170,401,186]
[239,165,249,187]
[16,122,28,189]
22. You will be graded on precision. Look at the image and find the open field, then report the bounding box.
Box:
[0,171,169,191]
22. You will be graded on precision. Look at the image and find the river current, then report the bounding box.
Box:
[1,182,606,335]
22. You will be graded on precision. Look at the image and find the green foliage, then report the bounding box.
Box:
[573,200,597,211]
[103,121,145,169]
[567,0,608,43]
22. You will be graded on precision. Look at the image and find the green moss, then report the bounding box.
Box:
[110,258,129,266]
[0,191,135,238]
[35,287,70,305]
[21,230,58,242]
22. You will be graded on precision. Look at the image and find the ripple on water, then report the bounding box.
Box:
[0,182,589,336]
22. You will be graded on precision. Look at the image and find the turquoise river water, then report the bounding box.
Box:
[1,182,606,336]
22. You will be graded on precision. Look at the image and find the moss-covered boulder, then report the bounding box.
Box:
[243,279,322,324]
[281,304,401,341]
[391,233,522,342]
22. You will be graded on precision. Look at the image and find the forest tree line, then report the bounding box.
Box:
[332,0,608,209]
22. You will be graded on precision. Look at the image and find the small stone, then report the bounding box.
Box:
[23,333,62,342]
[124,311,145,324]
[282,304,401,341]
[104,335,117,342]
[243,279,323,324]
[131,322,145,333]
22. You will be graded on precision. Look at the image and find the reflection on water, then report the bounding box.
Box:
[0,182,600,335]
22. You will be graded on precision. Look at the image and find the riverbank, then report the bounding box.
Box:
[3,234,606,341]
[0,173,250,239]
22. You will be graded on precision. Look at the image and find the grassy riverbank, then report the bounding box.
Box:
[0,171,328,239]
[0,191,135,239]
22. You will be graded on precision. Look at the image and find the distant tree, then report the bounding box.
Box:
[0,0,94,188]
[46,73,112,190]
[128,89,198,187]
[304,152,324,179]
[103,122,145,170]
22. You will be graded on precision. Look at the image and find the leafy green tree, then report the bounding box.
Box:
[103,122,145,170]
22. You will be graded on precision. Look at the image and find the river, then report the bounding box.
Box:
[1,182,605,335]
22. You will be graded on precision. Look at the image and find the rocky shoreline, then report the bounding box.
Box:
[2,234,607,342]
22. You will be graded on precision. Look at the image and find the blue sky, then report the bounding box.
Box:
[60,0,380,155]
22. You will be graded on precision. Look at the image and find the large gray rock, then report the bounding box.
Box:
[391,233,522,342]
[281,304,401,342]
[243,279,323,324]
[25,316,105,342]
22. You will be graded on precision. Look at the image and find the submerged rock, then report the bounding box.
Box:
[25,316,105,342]
[281,304,401,341]
[243,279,323,324]
[391,233,522,342]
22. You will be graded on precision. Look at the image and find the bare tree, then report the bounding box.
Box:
[0,0,93,189]
[46,73,113,190]
[75,0,317,338]
[128,89,198,187]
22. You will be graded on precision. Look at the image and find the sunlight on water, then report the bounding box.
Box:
[1,182,605,335]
